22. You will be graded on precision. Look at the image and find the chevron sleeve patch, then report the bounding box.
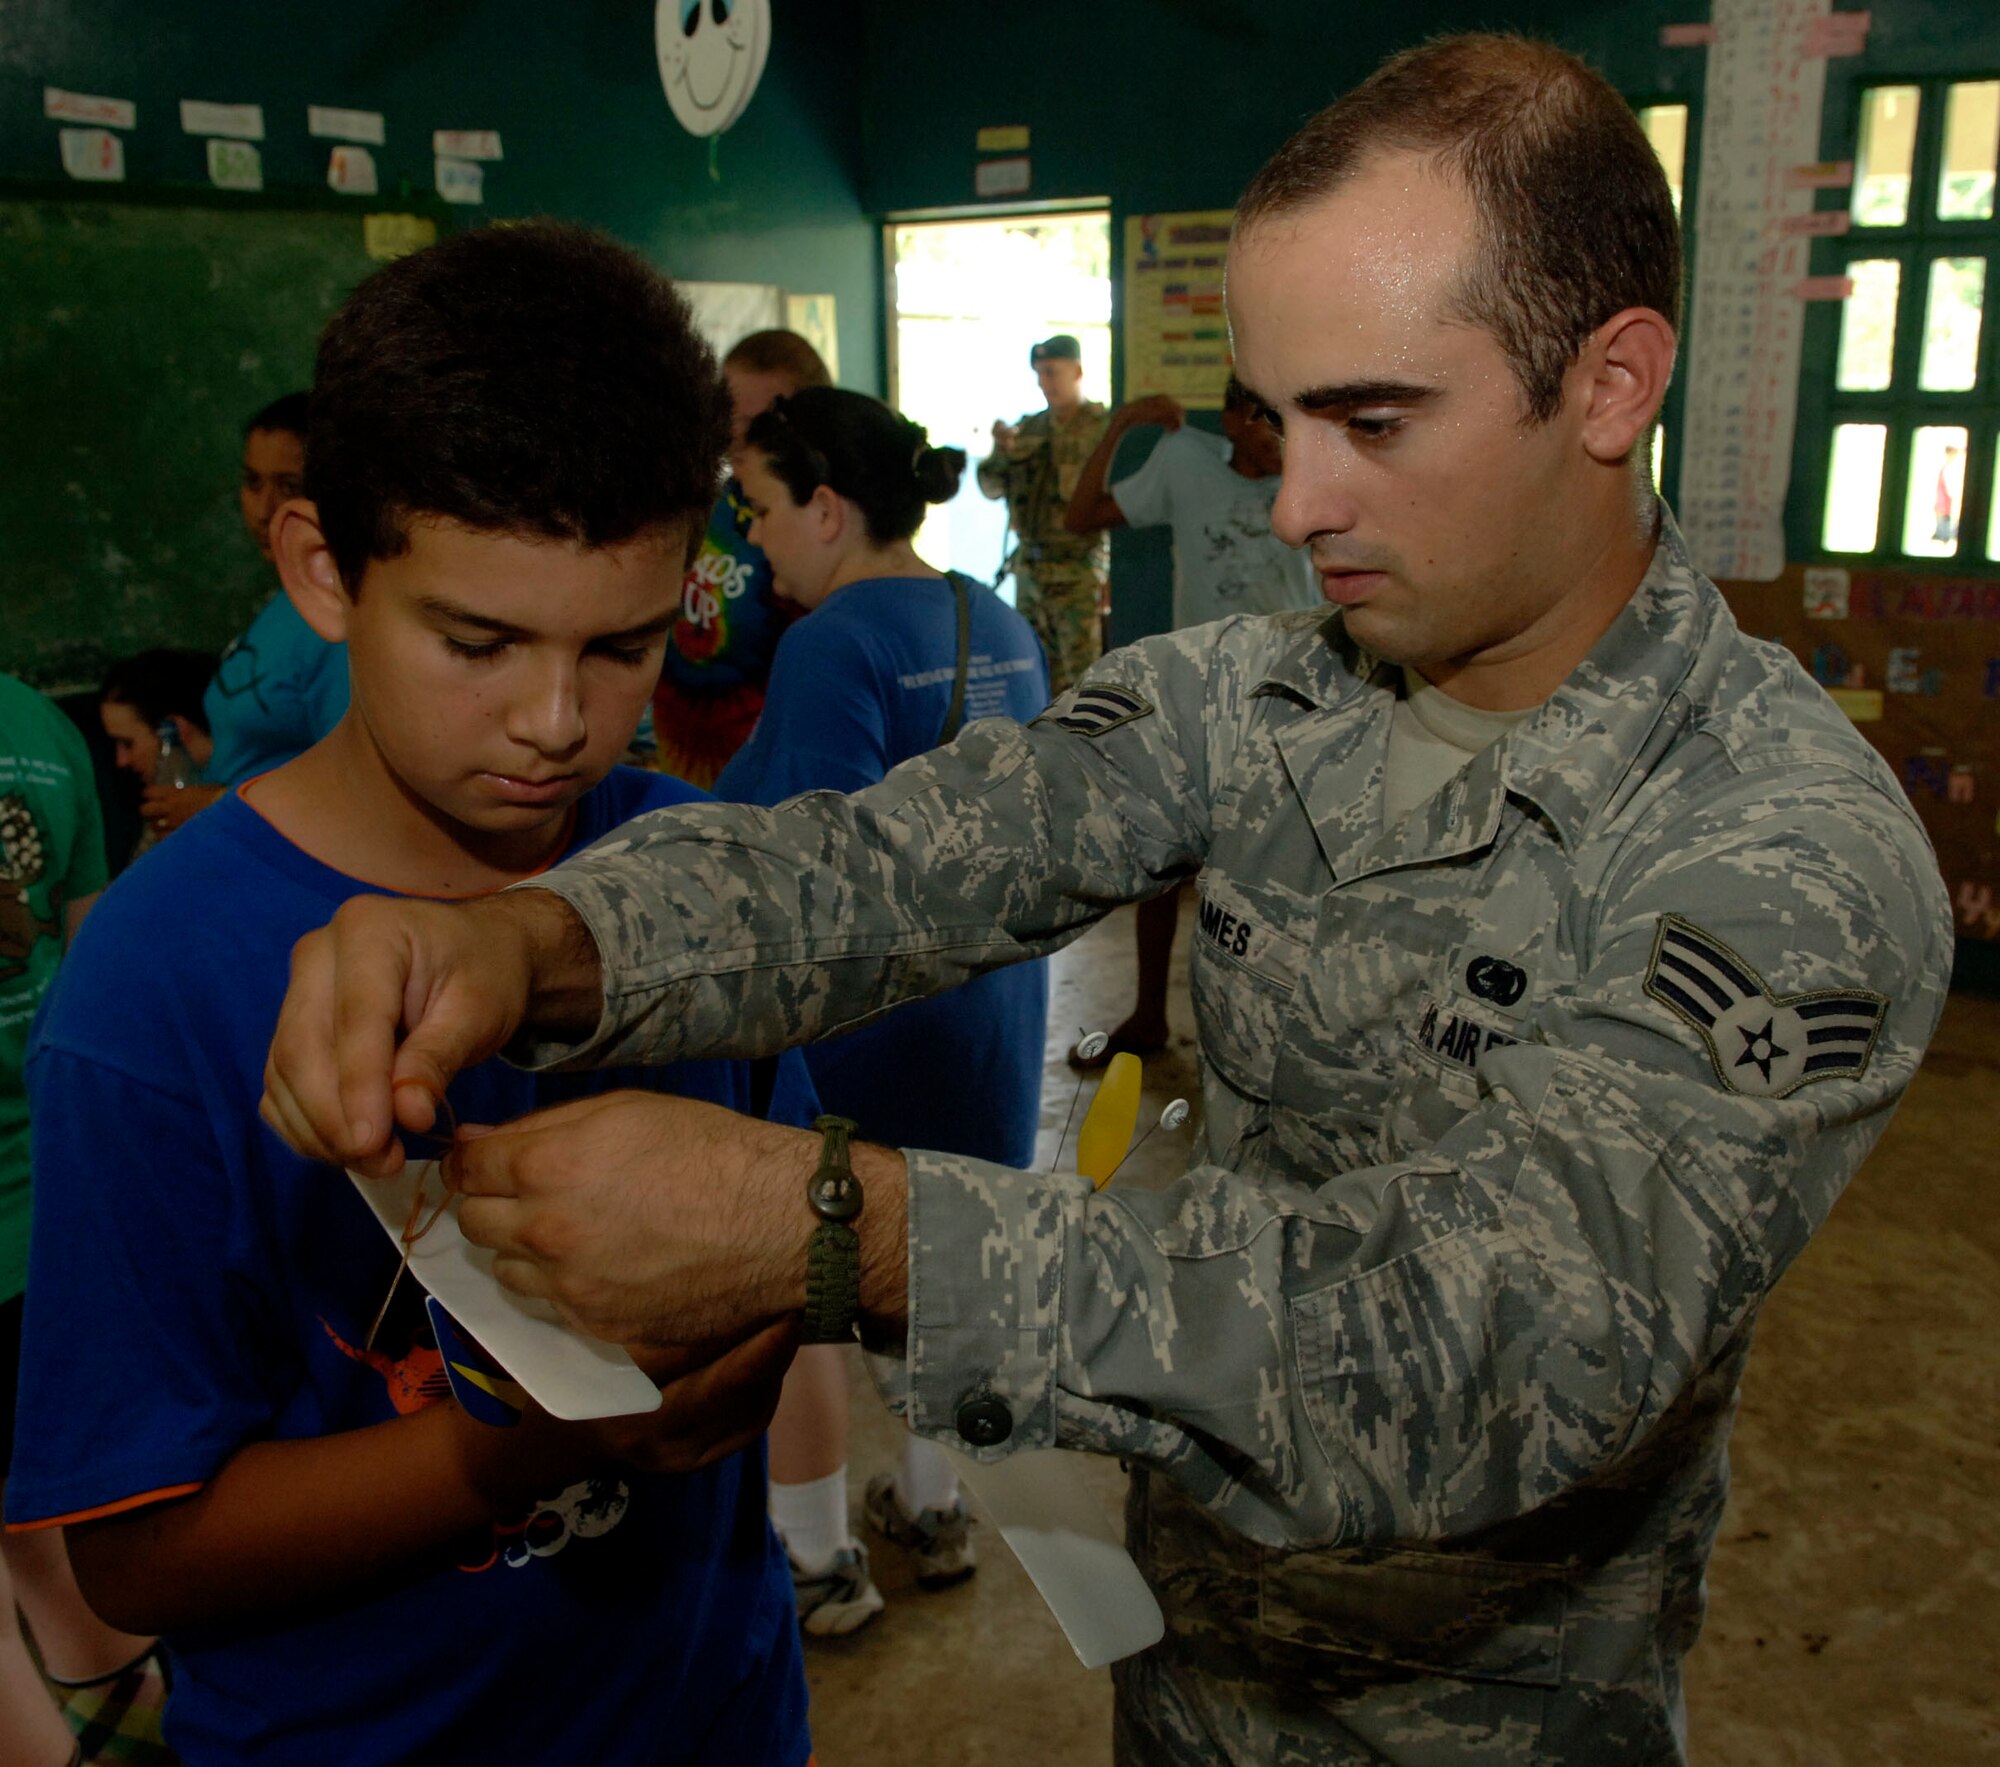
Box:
[1033,683,1155,739]
[1643,915,1888,1099]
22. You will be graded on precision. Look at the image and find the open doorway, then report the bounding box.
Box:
[886,210,1112,598]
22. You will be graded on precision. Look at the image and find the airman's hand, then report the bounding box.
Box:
[259,889,599,1178]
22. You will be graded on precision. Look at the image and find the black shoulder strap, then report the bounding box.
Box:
[936,573,974,747]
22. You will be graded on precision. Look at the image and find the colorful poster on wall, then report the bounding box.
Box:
[1677,0,1836,581]
[1122,210,1235,409]
[784,293,839,382]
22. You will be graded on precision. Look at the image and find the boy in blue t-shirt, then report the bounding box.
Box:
[7,223,817,1767]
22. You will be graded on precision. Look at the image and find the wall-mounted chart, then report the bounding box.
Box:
[656,0,771,138]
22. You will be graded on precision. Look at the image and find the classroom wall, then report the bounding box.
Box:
[0,0,876,687]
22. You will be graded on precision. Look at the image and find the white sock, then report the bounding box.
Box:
[895,1436,960,1518]
[769,1467,852,1571]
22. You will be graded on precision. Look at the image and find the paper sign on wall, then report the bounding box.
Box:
[44,88,135,129]
[1124,209,1236,409]
[328,145,379,196]
[1677,0,1835,582]
[364,213,439,262]
[975,156,1031,199]
[977,125,1030,153]
[784,293,840,382]
[1780,209,1852,236]
[181,99,264,140]
[1802,9,1870,55]
[433,129,503,160]
[435,157,484,204]
[207,137,263,191]
[58,127,125,183]
[309,105,385,145]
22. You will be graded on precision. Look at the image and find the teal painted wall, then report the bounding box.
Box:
[0,0,876,684]
[0,0,877,384]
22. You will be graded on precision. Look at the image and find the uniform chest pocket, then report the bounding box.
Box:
[1187,875,1312,1103]
[1381,990,1522,1158]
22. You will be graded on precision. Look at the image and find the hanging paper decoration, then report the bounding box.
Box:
[655,0,771,138]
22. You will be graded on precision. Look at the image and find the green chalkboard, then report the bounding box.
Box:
[0,193,384,690]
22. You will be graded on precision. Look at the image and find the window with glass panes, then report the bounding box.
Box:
[1813,78,2000,564]
[1636,100,1694,500]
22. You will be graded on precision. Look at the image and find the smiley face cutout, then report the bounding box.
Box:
[656,0,771,138]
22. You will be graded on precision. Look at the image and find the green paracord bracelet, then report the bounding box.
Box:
[800,1115,862,1344]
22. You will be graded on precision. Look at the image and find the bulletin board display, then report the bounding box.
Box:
[1719,564,2000,946]
[1122,209,1234,410]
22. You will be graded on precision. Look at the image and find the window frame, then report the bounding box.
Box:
[1794,72,2000,569]
[1632,93,1702,506]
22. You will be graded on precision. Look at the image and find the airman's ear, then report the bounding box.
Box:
[1571,307,1677,466]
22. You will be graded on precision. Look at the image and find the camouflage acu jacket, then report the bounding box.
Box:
[526,513,1950,1763]
[976,402,1110,571]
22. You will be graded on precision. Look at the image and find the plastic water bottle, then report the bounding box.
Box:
[153,719,199,791]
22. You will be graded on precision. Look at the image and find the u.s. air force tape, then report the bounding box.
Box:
[1643,914,1887,1099]
[1034,683,1155,738]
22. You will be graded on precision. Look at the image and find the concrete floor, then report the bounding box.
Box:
[804,902,2000,1764]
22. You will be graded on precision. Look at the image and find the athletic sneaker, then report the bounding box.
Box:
[864,1472,978,1588]
[788,1542,885,1638]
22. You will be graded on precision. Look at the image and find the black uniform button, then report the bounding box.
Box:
[955,1394,1013,1447]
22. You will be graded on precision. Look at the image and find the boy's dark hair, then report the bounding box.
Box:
[306,220,729,589]
[100,648,217,733]
[723,329,833,389]
[244,392,310,439]
[1237,33,1682,424]
[746,388,965,545]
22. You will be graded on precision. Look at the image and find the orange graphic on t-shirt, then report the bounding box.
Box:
[320,1317,450,1415]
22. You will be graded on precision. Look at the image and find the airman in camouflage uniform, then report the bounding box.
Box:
[508,512,1947,1762]
[979,334,1111,695]
[261,36,1955,1767]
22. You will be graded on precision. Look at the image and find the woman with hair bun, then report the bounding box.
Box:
[716,387,1050,1637]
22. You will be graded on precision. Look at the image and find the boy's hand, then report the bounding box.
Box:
[453,1090,910,1344]
[259,889,602,1177]
[591,1325,800,1473]
[472,1322,802,1496]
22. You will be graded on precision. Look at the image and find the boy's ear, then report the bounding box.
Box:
[271,499,354,642]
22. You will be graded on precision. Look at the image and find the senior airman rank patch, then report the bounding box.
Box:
[1035,683,1154,738]
[1644,915,1887,1098]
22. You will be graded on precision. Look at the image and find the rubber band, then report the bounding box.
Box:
[362,1095,466,1352]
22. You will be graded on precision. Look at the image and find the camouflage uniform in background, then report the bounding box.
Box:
[978,401,1112,695]
[522,511,1951,1765]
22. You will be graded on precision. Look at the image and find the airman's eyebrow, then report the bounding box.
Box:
[1294,380,1440,411]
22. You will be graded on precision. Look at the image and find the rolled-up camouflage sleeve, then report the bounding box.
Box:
[879,761,1950,1553]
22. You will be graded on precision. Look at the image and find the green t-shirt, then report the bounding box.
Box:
[0,675,107,1300]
